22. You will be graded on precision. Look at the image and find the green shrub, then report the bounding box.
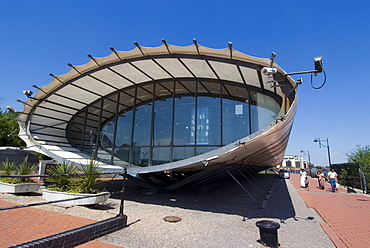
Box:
[0,159,17,183]
[74,159,103,194]
[0,158,37,184]
[46,160,78,192]
[46,159,104,193]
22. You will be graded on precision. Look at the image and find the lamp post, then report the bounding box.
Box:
[313,138,332,167]
[300,150,311,166]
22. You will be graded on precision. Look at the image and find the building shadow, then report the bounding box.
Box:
[109,174,296,222]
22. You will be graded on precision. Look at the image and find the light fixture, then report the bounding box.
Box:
[300,149,311,165]
[270,52,276,61]
[314,56,323,73]
[23,90,33,98]
[6,106,16,113]
[228,42,233,48]
[313,138,332,167]
[286,56,324,76]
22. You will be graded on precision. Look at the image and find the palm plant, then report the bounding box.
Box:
[46,160,77,192]
[0,158,37,184]
[75,158,103,194]
[14,158,37,183]
[0,159,17,183]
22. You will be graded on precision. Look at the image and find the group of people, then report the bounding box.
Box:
[300,168,338,192]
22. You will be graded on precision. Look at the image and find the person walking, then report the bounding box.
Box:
[300,169,307,188]
[317,170,325,190]
[327,168,338,192]
[305,176,310,191]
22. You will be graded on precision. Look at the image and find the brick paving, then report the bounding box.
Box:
[290,173,370,248]
[0,200,121,248]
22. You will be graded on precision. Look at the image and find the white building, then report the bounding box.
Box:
[279,155,308,169]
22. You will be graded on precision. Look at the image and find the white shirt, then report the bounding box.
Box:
[328,171,337,179]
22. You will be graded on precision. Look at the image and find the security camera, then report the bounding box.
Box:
[261,67,278,75]
[261,67,278,82]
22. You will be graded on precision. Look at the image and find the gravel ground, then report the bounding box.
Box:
[1,175,335,248]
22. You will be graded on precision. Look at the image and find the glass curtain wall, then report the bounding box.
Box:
[67,80,281,168]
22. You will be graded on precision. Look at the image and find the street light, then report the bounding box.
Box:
[300,149,311,165]
[313,138,332,167]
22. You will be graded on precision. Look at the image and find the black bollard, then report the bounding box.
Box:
[256,220,280,248]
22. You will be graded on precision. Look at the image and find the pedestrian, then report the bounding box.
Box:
[305,176,309,191]
[327,168,338,192]
[300,169,307,188]
[317,170,325,190]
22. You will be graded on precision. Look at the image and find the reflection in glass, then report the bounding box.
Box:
[69,81,282,168]
[153,147,171,165]
[133,104,152,146]
[113,111,133,163]
[174,97,195,146]
[197,97,221,146]
[222,100,250,145]
[153,99,173,146]
[173,147,195,161]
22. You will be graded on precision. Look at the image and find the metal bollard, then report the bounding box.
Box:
[256,220,280,248]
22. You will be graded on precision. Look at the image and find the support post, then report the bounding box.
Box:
[117,168,127,217]
[224,166,261,208]
[236,167,266,198]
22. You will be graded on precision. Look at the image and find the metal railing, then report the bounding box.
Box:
[340,175,369,194]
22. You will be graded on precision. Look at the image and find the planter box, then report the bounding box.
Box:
[0,181,41,193]
[42,189,110,206]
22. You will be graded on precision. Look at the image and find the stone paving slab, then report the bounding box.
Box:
[290,173,370,248]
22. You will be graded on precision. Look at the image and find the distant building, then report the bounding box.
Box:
[279,155,308,169]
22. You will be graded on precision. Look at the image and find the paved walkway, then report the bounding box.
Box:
[0,173,369,247]
[290,173,370,248]
[0,200,120,248]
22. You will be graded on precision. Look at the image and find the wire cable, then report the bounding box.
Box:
[311,68,327,89]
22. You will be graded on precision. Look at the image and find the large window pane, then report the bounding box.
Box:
[83,105,100,153]
[222,99,250,145]
[173,147,195,161]
[197,97,220,145]
[98,121,114,163]
[131,147,149,167]
[153,147,171,165]
[153,99,173,146]
[250,92,280,132]
[196,146,219,155]
[133,104,152,146]
[114,111,133,163]
[174,97,195,146]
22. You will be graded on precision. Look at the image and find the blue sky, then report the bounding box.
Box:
[1,0,369,166]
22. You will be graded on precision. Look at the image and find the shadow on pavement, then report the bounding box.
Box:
[109,174,296,221]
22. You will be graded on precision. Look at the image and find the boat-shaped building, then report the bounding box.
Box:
[17,41,298,190]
